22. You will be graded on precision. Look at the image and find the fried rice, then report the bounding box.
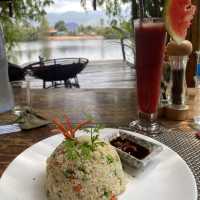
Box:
[46,135,126,200]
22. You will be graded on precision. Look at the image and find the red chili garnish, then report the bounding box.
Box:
[64,114,73,133]
[52,114,92,139]
[73,184,82,192]
[52,118,67,133]
[73,120,92,133]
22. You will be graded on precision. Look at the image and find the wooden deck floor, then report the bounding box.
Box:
[28,60,136,89]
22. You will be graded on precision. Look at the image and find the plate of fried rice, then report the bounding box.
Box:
[0,128,197,200]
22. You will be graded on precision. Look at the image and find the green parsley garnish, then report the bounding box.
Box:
[63,139,79,160]
[82,124,105,151]
[103,190,112,199]
[63,123,105,161]
[103,191,109,198]
[106,155,114,164]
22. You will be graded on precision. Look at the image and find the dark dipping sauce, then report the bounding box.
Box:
[110,137,150,160]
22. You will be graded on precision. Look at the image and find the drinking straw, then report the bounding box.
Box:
[139,0,144,22]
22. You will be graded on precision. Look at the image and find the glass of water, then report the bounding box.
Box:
[12,69,33,116]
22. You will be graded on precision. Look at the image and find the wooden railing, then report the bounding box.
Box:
[120,38,135,68]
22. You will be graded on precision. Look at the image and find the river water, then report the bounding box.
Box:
[11,39,123,66]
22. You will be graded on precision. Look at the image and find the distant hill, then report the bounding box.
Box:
[47,11,109,26]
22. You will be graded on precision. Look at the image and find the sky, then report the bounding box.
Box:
[45,0,94,13]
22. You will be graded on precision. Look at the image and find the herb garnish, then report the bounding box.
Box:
[63,139,79,160]
[106,155,114,164]
[52,114,105,162]
[82,124,105,151]
[103,190,113,199]
[103,191,110,198]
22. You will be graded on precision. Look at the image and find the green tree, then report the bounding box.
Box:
[81,0,164,19]
[81,0,164,40]
[55,20,68,32]
[78,25,85,33]
[0,0,54,51]
[38,16,50,39]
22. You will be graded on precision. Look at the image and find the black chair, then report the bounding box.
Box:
[24,58,89,88]
[8,62,25,82]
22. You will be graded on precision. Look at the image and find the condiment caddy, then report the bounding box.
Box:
[162,40,193,120]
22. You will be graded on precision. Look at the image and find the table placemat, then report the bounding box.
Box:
[151,128,200,200]
[122,126,200,199]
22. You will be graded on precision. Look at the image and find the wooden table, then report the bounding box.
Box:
[0,88,198,176]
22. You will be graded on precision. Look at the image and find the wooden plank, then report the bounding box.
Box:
[79,60,135,88]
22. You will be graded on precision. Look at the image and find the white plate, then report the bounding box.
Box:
[0,128,197,200]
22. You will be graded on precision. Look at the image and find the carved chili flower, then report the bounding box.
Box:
[52,114,92,139]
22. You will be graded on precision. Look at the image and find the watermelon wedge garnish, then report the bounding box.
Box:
[164,0,196,44]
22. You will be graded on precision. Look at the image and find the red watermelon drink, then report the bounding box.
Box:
[135,19,166,114]
[130,18,166,134]
[130,0,196,134]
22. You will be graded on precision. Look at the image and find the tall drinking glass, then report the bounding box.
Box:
[130,18,166,134]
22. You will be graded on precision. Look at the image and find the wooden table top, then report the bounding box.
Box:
[0,88,198,176]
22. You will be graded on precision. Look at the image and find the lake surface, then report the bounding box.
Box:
[11,39,123,65]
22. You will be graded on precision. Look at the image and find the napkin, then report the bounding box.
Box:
[0,123,21,135]
[15,109,49,130]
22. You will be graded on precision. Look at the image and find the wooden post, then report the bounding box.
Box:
[120,38,126,61]
[186,0,200,87]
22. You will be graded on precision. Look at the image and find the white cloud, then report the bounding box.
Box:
[46,0,94,13]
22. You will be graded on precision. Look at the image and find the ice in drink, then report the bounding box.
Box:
[135,20,166,114]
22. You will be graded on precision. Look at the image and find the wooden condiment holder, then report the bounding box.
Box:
[165,105,189,121]
[163,40,192,121]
